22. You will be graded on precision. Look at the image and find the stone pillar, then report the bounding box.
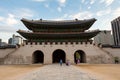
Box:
[65,48,74,64]
[43,50,52,64]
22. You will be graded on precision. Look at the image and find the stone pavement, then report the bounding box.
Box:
[18,64,100,80]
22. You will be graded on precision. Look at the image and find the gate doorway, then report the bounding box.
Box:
[74,50,86,63]
[52,49,66,63]
[33,50,44,64]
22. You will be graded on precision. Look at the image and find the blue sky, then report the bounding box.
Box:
[0,0,120,42]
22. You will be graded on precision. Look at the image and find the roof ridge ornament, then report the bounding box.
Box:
[40,18,42,21]
[75,18,78,21]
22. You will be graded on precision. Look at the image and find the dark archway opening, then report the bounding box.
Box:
[52,49,66,63]
[33,50,44,64]
[74,50,86,63]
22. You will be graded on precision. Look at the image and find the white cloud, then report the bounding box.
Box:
[88,6,91,9]
[100,0,114,6]
[0,8,35,36]
[100,0,104,3]
[58,0,66,4]
[96,8,111,16]
[44,4,49,8]
[69,11,93,19]
[52,14,68,21]
[90,0,95,4]
[57,0,66,7]
[0,25,17,32]
[57,7,62,12]
[0,16,4,21]
[57,0,66,13]
[32,0,46,2]
[6,14,18,25]
[0,14,18,26]
[0,8,36,38]
[81,0,85,3]
[85,1,89,5]
[113,7,120,18]
[12,8,34,18]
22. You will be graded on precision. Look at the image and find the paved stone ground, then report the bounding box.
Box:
[18,64,100,80]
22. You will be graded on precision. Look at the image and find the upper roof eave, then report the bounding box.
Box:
[21,18,97,31]
[21,18,96,25]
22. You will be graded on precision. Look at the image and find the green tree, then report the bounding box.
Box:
[76,52,80,60]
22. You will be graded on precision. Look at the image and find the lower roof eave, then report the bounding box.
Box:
[17,30,100,40]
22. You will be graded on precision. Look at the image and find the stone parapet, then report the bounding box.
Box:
[1,43,114,64]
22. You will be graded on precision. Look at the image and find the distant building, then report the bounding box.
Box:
[0,42,7,46]
[0,39,1,46]
[0,39,8,47]
[94,30,114,45]
[111,16,120,46]
[8,34,23,45]
[8,38,13,45]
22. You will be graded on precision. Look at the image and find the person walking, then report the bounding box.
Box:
[66,60,70,66]
[60,59,63,66]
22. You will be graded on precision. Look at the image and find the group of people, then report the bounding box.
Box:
[59,59,81,66]
[59,59,70,66]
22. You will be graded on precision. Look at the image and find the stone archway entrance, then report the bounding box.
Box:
[74,50,86,63]
[52,49,66,63]
[33,50,44,64]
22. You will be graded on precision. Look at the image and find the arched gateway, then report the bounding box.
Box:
[52,49,66,63]
[17,18,100,64]
[33,50,44,64]
[74,50,86,63]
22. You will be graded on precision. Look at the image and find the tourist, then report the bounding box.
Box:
[66,60,70,66]
[77,59,80,64]
[68,60,70,66]
[75,60,77,64]
[60,59,63,66]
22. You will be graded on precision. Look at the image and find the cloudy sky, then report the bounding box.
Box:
[0,0,120,42]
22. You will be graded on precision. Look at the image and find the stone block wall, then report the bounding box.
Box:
[2,42,114,64]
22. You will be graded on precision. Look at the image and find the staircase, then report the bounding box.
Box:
[0,58,4,64]
[3,46,27,64]
[96,46,114,63]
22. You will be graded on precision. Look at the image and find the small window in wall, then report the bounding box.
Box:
[30,42,32,45]
[26,42,28,45]
[90,41,92,44]
[60,42,62,45]
[65,42,68,45]
[55,42,58,45]
[85,42,87,44]
[45,42,47,45]
[76,42,78,44]
[71,42,73,44]
[35,42,37,45]
[81,42,83,44]
[50,42,53,45]
[39,42,42,45]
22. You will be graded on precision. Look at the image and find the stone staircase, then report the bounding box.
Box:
[94,46,114,63]
[3,46,29,64]
[0,58,4,64]
[86,46,113,64]
[100,47,114,58]
[0,48,17,64]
